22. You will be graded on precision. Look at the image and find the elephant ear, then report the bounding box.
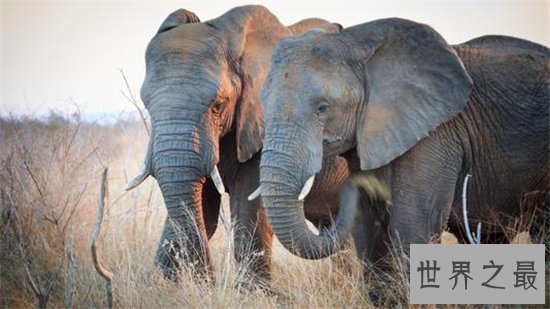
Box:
[157,9,200,33]
[345,18,472,170]
[210,6,292,162]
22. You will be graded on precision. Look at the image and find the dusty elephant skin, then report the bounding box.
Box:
[258,18,549,267]
[128,5,347,284]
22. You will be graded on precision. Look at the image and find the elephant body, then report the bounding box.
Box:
[257,18,548,270]
[450,38,548,227]
[354,38,549,258]
[128,5,347,284]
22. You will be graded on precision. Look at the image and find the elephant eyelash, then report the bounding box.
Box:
[211,97,229,114]
[217,96,229,103]
[211,103,223,114]
[316,101,329,115]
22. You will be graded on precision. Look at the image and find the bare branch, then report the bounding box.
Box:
[9,194,63,308]
[91,168,113,308]
[23,263,41,297]
[45,260,63,298]
[9,196,41,297]
[61,183,88,235]
[21,159,60,227]
[63,115,81,159]
[118,68,150,136]
[22,160,47,205]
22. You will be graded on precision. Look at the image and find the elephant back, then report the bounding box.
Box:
[459,35,549,58]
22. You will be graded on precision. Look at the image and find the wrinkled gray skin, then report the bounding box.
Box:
[259,18,549,267]
[129,5,347,283]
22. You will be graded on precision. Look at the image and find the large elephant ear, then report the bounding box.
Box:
[210,6,292,162]
[344,18,472,170]
[157,9,200,33]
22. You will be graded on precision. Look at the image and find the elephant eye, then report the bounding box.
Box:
[317,102,329,115]
[212,97,228,114]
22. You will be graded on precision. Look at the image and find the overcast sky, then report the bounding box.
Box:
[1,1,548,118]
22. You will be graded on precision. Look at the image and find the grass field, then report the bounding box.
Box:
[0,112,546,308]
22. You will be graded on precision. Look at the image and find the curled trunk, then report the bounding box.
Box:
[260,153,358,259]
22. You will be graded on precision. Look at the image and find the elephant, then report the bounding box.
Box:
[126,5,348,284]
[257,18,549,270]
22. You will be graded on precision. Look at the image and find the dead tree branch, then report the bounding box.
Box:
[91,168,113,308]
[118,68,150,136]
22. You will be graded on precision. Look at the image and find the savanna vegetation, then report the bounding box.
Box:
[0,111,547,308]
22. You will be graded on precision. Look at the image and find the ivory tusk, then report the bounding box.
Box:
[298,175,315,201]
[125,166,150,191]
[247,186,261,201]
[210,166,226,194]
[126,138,153,191]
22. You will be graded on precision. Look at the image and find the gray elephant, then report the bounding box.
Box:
[126,5,348,284]
[257,18,549,268]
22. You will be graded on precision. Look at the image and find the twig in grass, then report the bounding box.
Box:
[91,168,114,308]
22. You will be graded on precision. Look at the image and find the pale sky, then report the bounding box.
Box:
[1,1,548,118]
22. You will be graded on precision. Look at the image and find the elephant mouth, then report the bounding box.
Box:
[322,137,353,158]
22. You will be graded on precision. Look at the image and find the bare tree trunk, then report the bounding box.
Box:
[91,168,114,308]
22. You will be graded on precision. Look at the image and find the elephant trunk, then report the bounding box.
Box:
[155,180,210,277]
[260,145,358,260]
[151,119,217,278]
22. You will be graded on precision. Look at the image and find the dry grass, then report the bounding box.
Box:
[0,113,374,308]
[0,112,547,308]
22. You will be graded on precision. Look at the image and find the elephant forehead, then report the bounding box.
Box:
[147,23,221,61]
[273,34,342,67]
[269,39,352,94]
[266,61,357,102]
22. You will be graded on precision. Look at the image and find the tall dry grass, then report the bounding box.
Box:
[0,112,375,308]
[0,112,546,308]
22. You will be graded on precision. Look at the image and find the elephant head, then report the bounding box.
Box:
[259,18,472,259]
[127,6,340,276]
